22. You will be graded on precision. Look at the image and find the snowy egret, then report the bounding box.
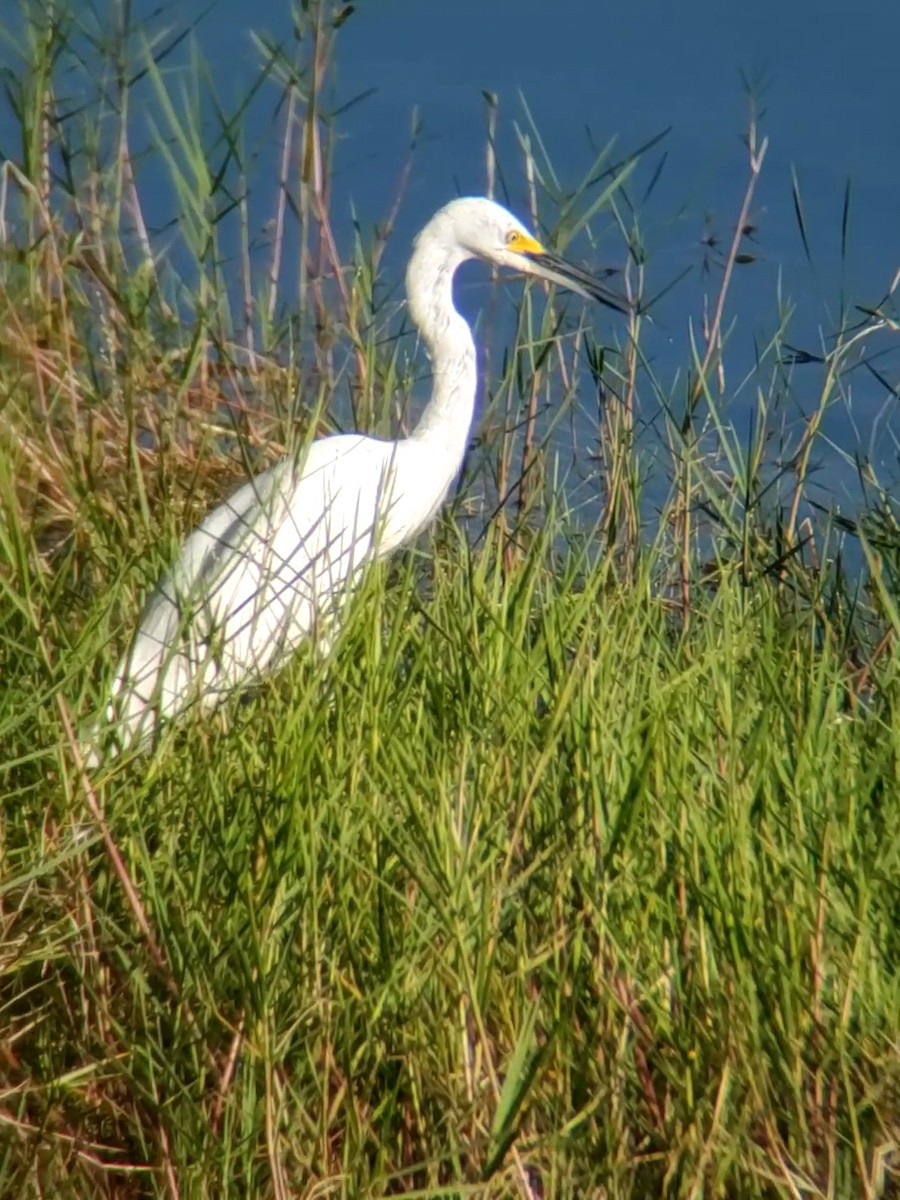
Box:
[88,196,629,760]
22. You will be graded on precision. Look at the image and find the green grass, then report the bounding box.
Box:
[2,1,900,1196]
[4,535,900,1196]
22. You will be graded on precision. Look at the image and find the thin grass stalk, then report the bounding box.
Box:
[785,319,885,544]
[514,135,541,527]
[268,85,296,328]
[689,122,768,408]
[672,120,769,621]
[483,90,500,405]
[303,4,333,392]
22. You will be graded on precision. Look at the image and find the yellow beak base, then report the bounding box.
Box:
[506,231,546,256]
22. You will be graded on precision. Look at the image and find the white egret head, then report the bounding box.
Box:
[423,196,630,314]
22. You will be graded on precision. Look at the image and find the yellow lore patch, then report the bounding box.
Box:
[505,230,545,256]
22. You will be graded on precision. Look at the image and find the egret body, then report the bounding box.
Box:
[90,197,627,759]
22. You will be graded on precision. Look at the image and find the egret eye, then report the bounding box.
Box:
[505,229,519,245]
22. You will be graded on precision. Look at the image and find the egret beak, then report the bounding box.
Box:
[523,248,632,316]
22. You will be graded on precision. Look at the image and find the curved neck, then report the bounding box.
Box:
[404,227,478,459]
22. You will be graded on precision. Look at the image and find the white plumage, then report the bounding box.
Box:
[88,196,628,760]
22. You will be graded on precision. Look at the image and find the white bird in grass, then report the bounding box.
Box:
[87,197,629,762]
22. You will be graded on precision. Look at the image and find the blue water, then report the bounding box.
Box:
[2,0,898,522]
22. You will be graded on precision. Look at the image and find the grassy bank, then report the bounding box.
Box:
[1,1,899,1196]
